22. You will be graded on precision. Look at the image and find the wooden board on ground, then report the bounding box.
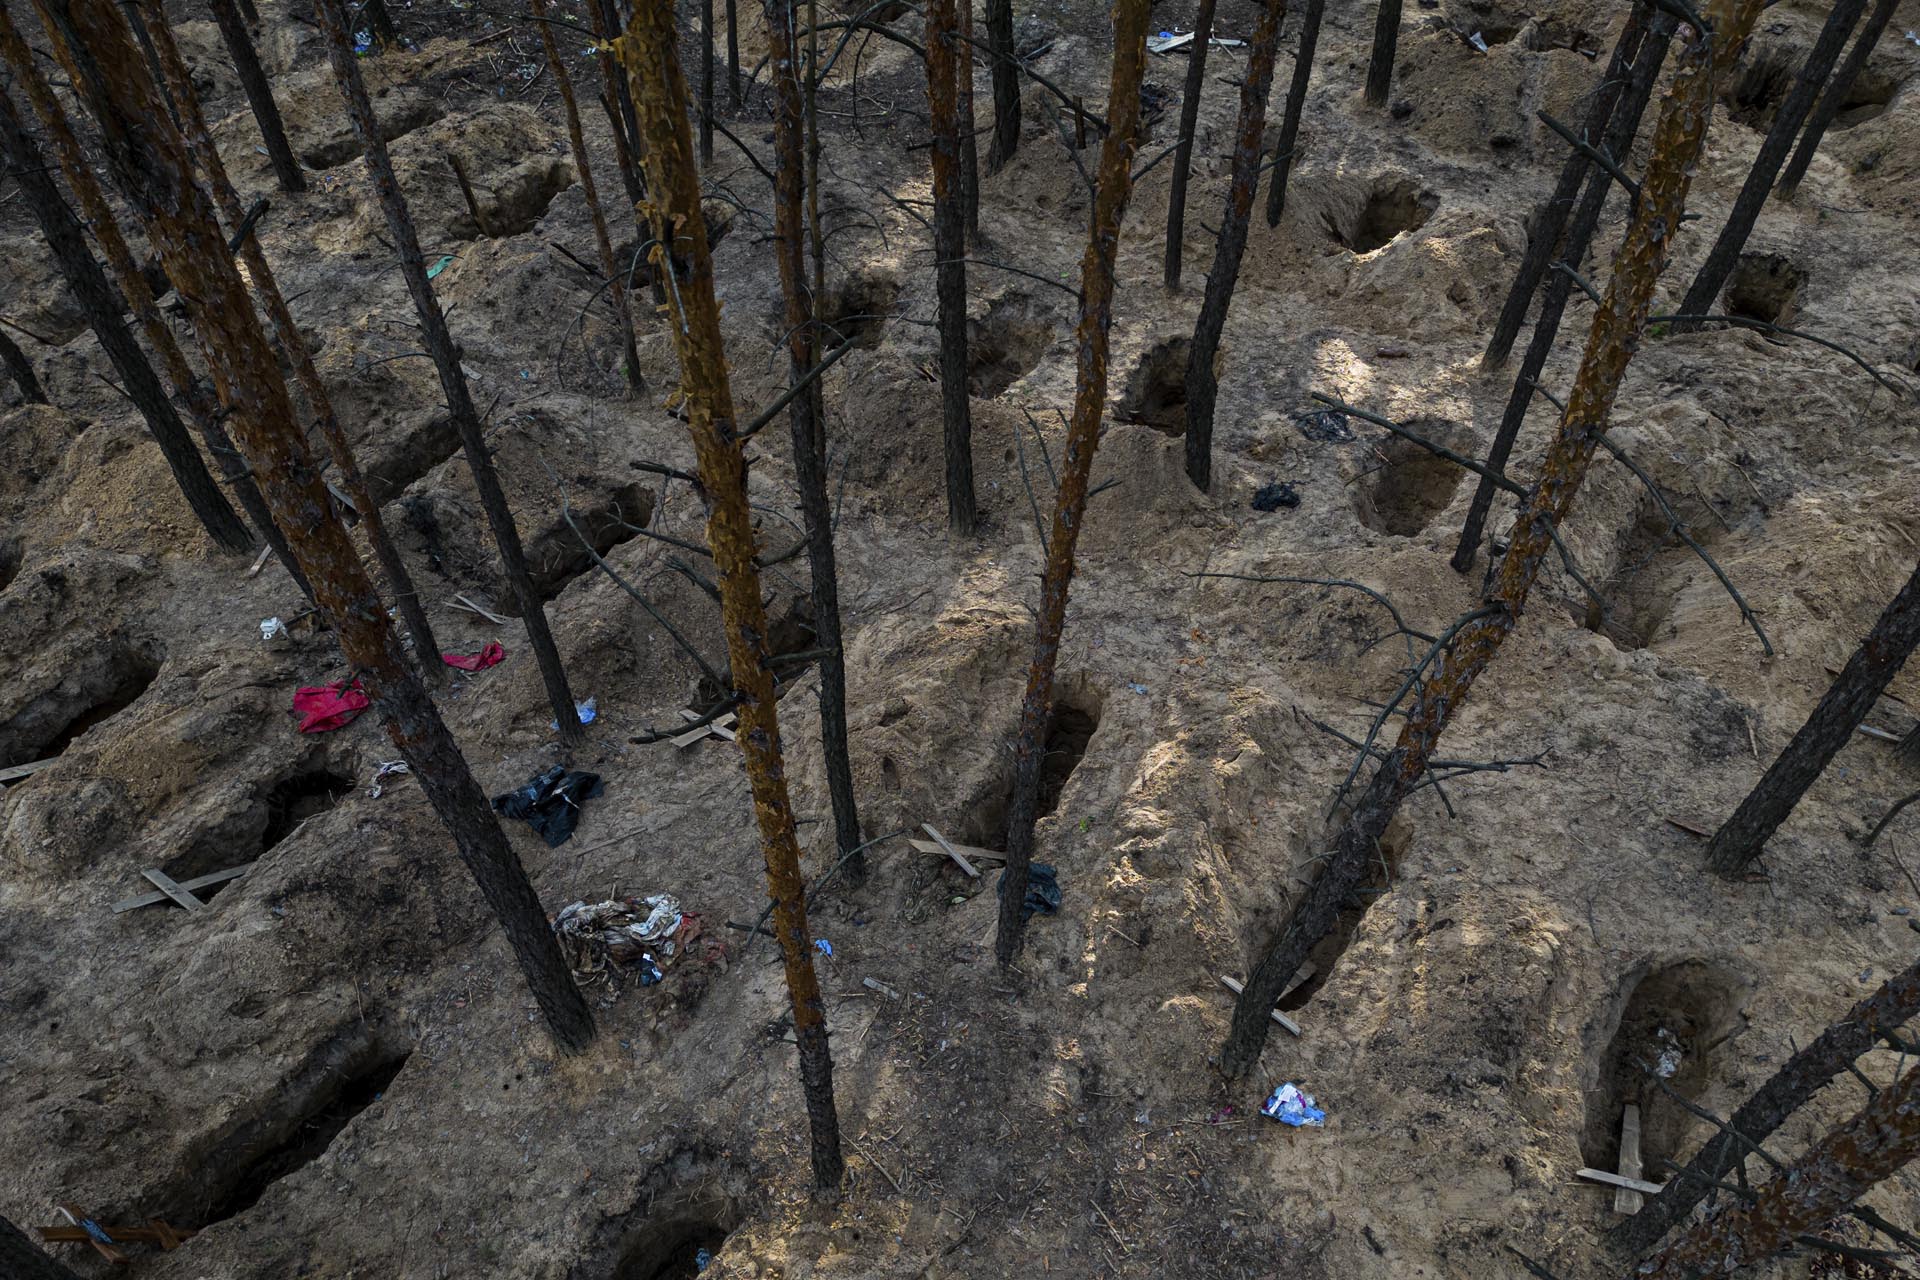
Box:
[0,757,56,784]
[1577,1167,1664,1195]
[910,836,1004,868]
[112,865,249,913]
[1217,974,1302,1037]
[449,593,509,625]
[920,824,981,878]
[1614,1103,1644,1214]
[672,708,738,747]
[142,868,207,911]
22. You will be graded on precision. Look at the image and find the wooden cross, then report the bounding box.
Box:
[671,708,739,748]
[0,757,57,785]
[111,865,249,913]
[39,1202,197,1263]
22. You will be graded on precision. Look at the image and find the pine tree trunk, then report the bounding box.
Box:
[1162,0,1219,290]
[926,0,976,536]
[1221,0,1764,1076]
[1183,0,1289,494]
[1612,954,1920,1256]
[727,0,741,105]
[44,0,596,1054]
[315,1,586,743]
[1451,11,1672,572]
[591,0,648,210]
[1632,1059,1920,1277]
[615,2,846,1188]
[700,0,715,163]
[205,0,304,192]
[1263,0,1323,227]
[1774,0,1900,201]
[768,0,865,883]
[956,0,980,243]
[996,0,1151,965]
[0,1216,81,1280]
[1674,0,1865,327]
[0,323,46,403]
[984,0,1019,171]
[1705,562,1920,874]
[0,81,253,554]
[1363,0,1402,109]
[1482,3,1651,370]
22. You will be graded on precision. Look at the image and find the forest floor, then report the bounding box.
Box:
[3,0,1920,1274]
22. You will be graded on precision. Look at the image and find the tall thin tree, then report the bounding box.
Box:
[700,0,715,163]
[615,0,845,1189]
[1705,561,1920,875]
[995,0,1152,965]
[205,0,303,192]
[1221,0,1765,1076]
[1162,0,1219,289]
[1774,0,1900,202]
[1263,0,1324,227]
[984,0,1018,170]
[767,0,865,882]
[41,0,596,1054]
[1363,0,1402,109]
[0,323,46,403]
[314,0,587,743]
[926,0,975,535]
[956,0,980,242]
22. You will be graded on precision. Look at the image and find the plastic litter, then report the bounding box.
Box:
[1653,1027,1684,1078]
[1147,29,1248,52]
[492,765,604,846]
[1128,681,1149,694]
[551,895,693,989]
[1906,29,1919,46]
[815,938,833,956]
[442,642,506,671]
[292,679,370,733]
[1251,481,1300,512]
[998,861,1062,921]
[551,695,598,730]
[427,254,454,279]
[369,759,410,798]
[1295,409,1354,443]
[260,616,288,642]
[695,1248,713,1272]
[1468,29,1489,50]
[353,28,373,53]
[1261,1082,1326,1127]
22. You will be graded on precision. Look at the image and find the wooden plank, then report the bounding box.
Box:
[53,1204,129,1264]
[678,708,737,742]
[921,824,979,878]
[112,865,249,913]
[245,544,274,577]
[1280,963,1316,999]
[141,868,207,912]
[450,593,510,625]
[1664,816,1712,839]
[669,721,718,748]
[909,837,1005,866]
[1614,1104,1644,1214]
[1576,1167,1664,1195]
[0,757,57,784]
[1217,974,1302,1037]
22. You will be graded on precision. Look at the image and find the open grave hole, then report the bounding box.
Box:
[967,293,1056,396]
[0,536,21,593]
[1036,695,1099,822]
[1354,418,1467,536]
[0,646,160,770]
[162,768,354,899]
[301,95,445,170]
[1277,818,1409,1010]
[1580,960,1749,1179]
[522,481,657,604]
[452,158,574,239]
[1116,337,1195,435]
[691,595,818,710]
[817,271,900,351]
[569,1149,744,1280]
[944,689,1101,859]
[1721,49,1794,128]
[1528,18,1601,55]
[176,1034,410,1228]
[1826,68,1897,129]
[1584,489,1710,651]
[1722,252,1805,326]
[1323,179,1436,254]
[363,412,463,505]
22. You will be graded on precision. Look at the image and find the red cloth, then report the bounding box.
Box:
[292,679,369,733]
[442,642,506,672]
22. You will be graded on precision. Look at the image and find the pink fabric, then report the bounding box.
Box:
[292,679,369,733]
[443,642,506,672]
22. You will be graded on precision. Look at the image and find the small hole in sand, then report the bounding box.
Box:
[1354,419,1465,536]
[967,293,1055,396]
[1721,49,1794,129]
[1323,178,1436,254]
[818,271,900,352]
[1722,252,1805,326]
[1117,338,1194,435]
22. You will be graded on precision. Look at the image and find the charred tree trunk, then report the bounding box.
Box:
[1705,562,1920,874]
[316,0,585,743]
[0,324,46,403]
[615,2,845,1189]
[1262,0,1323,227]
[1451,11,1671,572]
[767,0,865,883]
[956,0,980,242]
[1774,0,1898,201]
[591,0,648,211]
[727,0,741,104]
[0,82,252,554]
[531,0,644,393]
[45,0,595,1054]
[140,0,443,671]
[995,0,1151,965]
[1222,0,1763,1076]
[1482,3,1651,370]
[206,0,304,192]
[926,0,975,535]
[700,0,715,163]
[1674,0,1865,328]
[1363,0,1402,109]
[0,1217,81,1280]
[364,0,401,49]
[1612,955,1920,1256]
[984,0,1018,171]
[1183,0,1289,494]
[118,0,175,123]
[1162,0,1218,289]
[1632,1059,1920,1277]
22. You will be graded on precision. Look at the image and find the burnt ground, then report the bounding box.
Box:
[2,0,1920,1276]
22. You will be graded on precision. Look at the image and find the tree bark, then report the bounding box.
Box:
[1482,4,1651,370]
[140,0,443,672]
[1221,0,1763,1077]
[591,0,648,210]
[0,1216,81,1280]
[1162,0,1218,290]
[42,0,595,1054]
[615,1,845,1189]
[983,0,1018,171]
[206,0,304,192]
[0,80,253,555]
[1774,0,1900,201]
[1363,0,1402,109]
[1182,0,1288,494]
[727,0,741,105]
[700,0,715,163]
[0,323,46,403]
[995,0,1151,965]
[1674,0,1866,327]
[926,0,976,536]
[1631,1058,1920,1277]
[768,0,865,884]
[1262,0,1323,227]
[1451,11,1671,572]
[1612,954,1920,1256]
[1706,561,1920,874]
[956,0,980,243]
[315,0,586,743]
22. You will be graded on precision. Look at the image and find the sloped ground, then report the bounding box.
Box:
[2,0,1919,1275]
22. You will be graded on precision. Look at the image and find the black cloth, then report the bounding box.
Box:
[492,765,603,847]
[998,861,1061,921]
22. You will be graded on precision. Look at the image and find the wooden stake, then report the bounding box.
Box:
[1218,973,1302,1036]
[1614,1103,1645,1213]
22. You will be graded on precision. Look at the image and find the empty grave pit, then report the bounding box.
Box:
[1720,49,1794,129]
[569,1149,744,1280]
[1116,337,1202,435]
[158,767,354,904]
[519,481,657,606]
[691,595,819,711]
[1322,179,1436,255]
[1583,488,1714,652]
[1277,818,1409,1011]
[944,688,1102,858]
[967,293,1056,397]
[1353,418,1467,536]
[0,536,20,594]
[1826,68,1897,129]
[0,644,160,773]
[1722,252,1805,326]
[817,270,900,352]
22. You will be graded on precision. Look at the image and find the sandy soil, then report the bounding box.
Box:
[2,0,1919,1275]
